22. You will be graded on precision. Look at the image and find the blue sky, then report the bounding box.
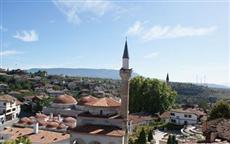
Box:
[0,0,229,86]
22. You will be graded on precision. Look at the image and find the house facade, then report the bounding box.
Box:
[0,95,21,124]
[170,108,205,125]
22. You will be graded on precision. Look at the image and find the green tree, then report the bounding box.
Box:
[147,129,153,142]
[209,100,230,120]
[167,135,172,144]
[128,139,135,144]
[137,128,146,144]
[3,136,31,144]
[15,136,32,144]
[130,76,177,114]
[35,96,53,112]
[167,135,178,144]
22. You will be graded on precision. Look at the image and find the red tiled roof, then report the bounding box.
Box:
[78,95,98,105]
[53,95,77,104]
[63,117,76,123]
[72,124,125,137]
[129,114,155,124]
[1,127,70,144]
[203,118,230,141]
[85,97,120,107]
[171,108,206,116]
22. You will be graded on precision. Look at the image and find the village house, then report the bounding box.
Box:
[169,108,206,125]
[0,95,21,124]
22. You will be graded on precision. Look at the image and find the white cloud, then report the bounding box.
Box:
[0,25,7,32]
[0,50,20,57]
[53,0,113,24]
[126,21,144,36]
[144,52,159,59]
[13,30,39,42]
[127,21,217,41]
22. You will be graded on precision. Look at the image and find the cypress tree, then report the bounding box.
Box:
[138,128,147,144]
[148,130,153,142]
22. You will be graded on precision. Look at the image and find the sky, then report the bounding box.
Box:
[0,0,229,86]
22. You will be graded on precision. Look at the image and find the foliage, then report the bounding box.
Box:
[33,70,47,77]
[209,100,230,120]
[147,129,153,142]
[167,135,178,144]
[129,76,177,114]
[137,128,147,144]
[160,123,183,131]
[3,136,31,144]
[34,96,53,112]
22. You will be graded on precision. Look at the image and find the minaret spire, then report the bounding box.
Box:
[123,38,129,59]
[120,38,132,144]
[122,39,129,69]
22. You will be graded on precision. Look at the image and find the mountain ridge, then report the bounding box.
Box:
[28,68,139,79]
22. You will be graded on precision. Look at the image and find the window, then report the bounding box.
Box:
[184,114,187,117]
[3,103,6,106]
[188,115,192,118]
[170,113,175,116]
[100,110,103,115]
[171,119,176,123]
[12,108,16,111]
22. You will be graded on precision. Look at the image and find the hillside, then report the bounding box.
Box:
[170,82,230,105]
[28,68,138,79]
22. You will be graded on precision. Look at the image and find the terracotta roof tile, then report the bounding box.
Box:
[78,95,98,105]
[85,97,120,107]
[53,94,77,104]
[1,127,69,144]
[72,124,125,137]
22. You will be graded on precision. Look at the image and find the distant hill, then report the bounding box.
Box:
[28,68,138,79]
[205,83,230,89]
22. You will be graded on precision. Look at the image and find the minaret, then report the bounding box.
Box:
[120,39,132,144]
[166,73,169,84]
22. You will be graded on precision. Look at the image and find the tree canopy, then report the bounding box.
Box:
[209,100,230,120]
[129,76,176,114]
[137,128,147,144]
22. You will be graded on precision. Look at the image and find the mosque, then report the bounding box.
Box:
[42,40,132,144]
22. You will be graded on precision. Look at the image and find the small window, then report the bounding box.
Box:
[170,113,175,116]
[184,114,187,117]
[100,110,103,115]
[3,103,6,106]
[188,115,192,118]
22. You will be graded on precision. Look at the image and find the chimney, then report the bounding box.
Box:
[50,113,53,120]
[58,114,62,122]
[33,122,39,134]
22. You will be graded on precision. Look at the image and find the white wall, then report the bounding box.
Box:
[170,112,198,125]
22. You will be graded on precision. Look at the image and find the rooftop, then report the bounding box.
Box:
[78,95,98,105]
[171,108,206,116]
[203,118,230,142]
[72,124,125,137]
[78,112,121,119]
[0,94,17,102]
[84,97,120,108]
[53,94,77,104]
[1,127,70,144]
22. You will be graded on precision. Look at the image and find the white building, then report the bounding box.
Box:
[170,108,205,125]
[0,95,21,124]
